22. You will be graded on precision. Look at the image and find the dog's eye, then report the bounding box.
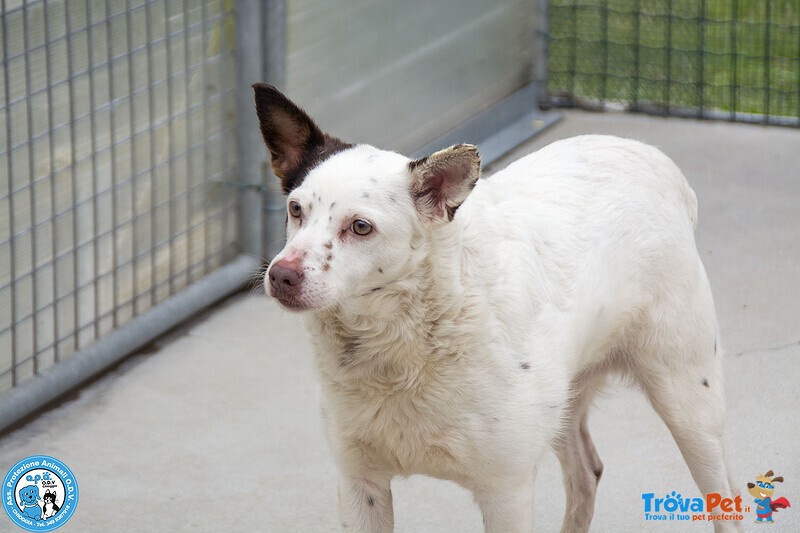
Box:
[351,219,373,236]
[288,200,302,218]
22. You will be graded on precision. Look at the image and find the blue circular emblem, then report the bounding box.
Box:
[3,455,79,532]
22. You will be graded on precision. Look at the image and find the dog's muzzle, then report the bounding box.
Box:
[267,259,305,308]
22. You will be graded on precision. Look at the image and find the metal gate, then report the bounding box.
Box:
[0,0,263,431]
[545,0,800,126]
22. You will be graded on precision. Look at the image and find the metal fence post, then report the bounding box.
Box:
[533,0,550,107]
[263,0,288,260]
[236,0,265,258]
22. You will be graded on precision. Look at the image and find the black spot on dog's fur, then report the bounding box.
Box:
[520,362,530,370]
[326,254,333,261]
[367,496,375,507]
[594,467,604,481]
[362,192,370,199]
[702,378,710,388]
[330,201,336,209]
[378,267,384,274]
[324,241,333,249]
[371,287,383,292]
[322,264,330,271]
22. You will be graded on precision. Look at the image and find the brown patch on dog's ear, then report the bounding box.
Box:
[765,470,774,478]
[253,83,351,193]
[772,476,784,483]
[747,483,755,489]
[409,143,480,222]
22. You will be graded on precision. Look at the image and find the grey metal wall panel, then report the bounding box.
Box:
[285,0,536,153]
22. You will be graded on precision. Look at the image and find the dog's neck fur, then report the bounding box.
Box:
[309,221,477,390]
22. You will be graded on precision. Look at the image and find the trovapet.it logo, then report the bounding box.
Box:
[641,491,748,524]
[3,455,79,532]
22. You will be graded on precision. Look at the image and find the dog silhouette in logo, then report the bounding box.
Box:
[18,485,42,520]
[747,470,791,523]
[42,490,60,519]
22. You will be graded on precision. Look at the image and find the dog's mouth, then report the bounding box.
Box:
[273,295,312,312]
[760,491,767,497]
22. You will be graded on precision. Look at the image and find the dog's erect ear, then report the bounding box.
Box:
[253,84,349,193]
[765,470,774,478]
[409,144,480,222]
[772,476,784,483]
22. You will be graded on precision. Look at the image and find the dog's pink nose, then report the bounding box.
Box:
[268,260,303,294]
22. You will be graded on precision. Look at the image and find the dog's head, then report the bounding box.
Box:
[747,470,783,499]
[254,84,480,312]
[19,485,39,505]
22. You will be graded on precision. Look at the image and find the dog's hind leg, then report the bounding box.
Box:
[631,289,742,532]
[553,372,605,533]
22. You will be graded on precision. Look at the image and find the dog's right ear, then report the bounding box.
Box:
[252,83,327,193]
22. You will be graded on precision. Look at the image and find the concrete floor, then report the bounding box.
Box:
[1,111,799,532]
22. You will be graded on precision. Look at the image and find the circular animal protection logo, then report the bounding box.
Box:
[3,455,79,531]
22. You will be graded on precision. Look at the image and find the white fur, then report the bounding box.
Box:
[267,135,739,532]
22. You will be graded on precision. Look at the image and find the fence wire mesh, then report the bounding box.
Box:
[0,0,240,394]
[546,0,800,126]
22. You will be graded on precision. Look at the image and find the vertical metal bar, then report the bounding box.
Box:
[730,0,738,120]
[201,0,210,275]
[797,6,800,127]
[145,0,157,304]
[2,0,19,385]
[600,0,608,105]
[105,0,119,325]
[126,0,138,314]
[183,0,194,279]
[164,0,176,294]
[665,0,673,114]
[633,0,641,107]
[219,1,230,261]
[569,0,577,99]
[43,0,61,361]
[697,0,706,118]
[22,1,39,374]
[263,0,286,259]
[532,0,549,107]
[85,0,100,339]
[64,0,80,353]
[763,0,771,124]
[235,0,263,257]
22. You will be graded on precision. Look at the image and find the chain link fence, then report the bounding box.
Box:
[0,0,243,400]
[545,0,800,126]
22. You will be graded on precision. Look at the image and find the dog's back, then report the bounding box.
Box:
[459,135,710,374]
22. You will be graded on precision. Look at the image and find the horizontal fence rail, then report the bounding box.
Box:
[546,0,800,126]
[0,0,244,402]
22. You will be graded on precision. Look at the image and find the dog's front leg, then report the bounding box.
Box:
[474,476,535,533]
[338,474,393,533]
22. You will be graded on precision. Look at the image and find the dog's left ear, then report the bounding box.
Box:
[409,144,480,222]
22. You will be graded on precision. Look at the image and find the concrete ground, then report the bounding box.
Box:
[1,111,799,532]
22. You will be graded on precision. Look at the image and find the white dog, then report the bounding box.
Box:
[254,84,739,532]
